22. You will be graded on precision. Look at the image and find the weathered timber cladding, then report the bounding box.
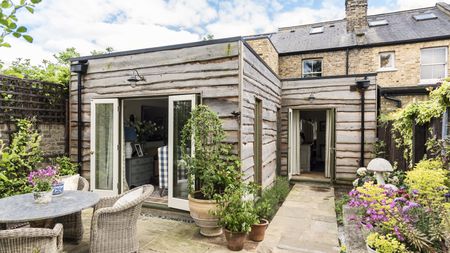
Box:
[280,76,377,181]
[69,42,241,177]
[241,43,282,188]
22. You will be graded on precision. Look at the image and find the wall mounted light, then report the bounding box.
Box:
[127,69,146,87]
[308,93,315,101]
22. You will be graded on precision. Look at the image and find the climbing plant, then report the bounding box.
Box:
[380,78,450,167]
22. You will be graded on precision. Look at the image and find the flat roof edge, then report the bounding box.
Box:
[70,36,243,62]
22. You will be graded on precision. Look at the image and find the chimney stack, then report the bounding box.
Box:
[345,0,368,33]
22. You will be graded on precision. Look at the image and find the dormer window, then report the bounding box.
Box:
[413,13,437,21]
[369,19,388,27]
[310,26,324,34]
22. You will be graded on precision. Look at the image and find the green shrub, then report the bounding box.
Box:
[272,176,290,203]
[335,195,350,225]
[0,119,43,198]
[51,156,78,176]
[254,176,291,221]
[367,232,408,253]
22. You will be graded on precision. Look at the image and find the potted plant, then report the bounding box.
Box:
[366,232,408,253]
[50,156,79,195]
[248,197,272,242]
[28,166,58,203]
[213,184,258,251]
[181,105,242,237]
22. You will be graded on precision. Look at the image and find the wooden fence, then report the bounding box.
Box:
[0,75,67,123]
[378,118,442,171]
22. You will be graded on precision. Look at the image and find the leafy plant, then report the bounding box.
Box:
[367,232,408,253]
[335,195,350,225]
[0,118,43,197]
[0,0,41,47]
[213,183,258,233]
[181,105,241,200]
[27,166,58,192]
[253,176,291,221]
[132,120,159,143]
[51,156,78,176]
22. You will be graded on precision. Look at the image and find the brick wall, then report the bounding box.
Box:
[278,39,450,87]
[245,38,279,74]
[0,123,66,157]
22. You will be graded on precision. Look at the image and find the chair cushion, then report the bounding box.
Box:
[113,188,143,208]
[61,174,80,191]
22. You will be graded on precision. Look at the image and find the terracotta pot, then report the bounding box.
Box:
[248,219,269,242]
[224,229,247,251]
[188,194,222,237]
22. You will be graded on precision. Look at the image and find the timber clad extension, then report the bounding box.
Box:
[70,1,450,194]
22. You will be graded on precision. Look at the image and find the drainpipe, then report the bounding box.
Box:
[70,60,88,174]
[355,77,370,167]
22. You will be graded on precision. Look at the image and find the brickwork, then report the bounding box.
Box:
[345,0,368,32]
[380,95,429,114]
[0,123,66,157]
[278,39,450,87]
[245,38,279,74]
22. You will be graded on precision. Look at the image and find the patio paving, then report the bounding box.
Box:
[257,183,340,253]
[63,209,258,253]
[65,183,340,253]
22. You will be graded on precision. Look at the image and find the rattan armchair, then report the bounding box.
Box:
[90,184,154,253]
[54,176,89,243]
[0,223,63,253]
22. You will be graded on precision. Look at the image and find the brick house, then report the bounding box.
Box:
[69,1,450,210]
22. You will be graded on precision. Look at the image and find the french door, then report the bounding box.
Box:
[90,99,119,196]
[325,109,336,179]
[288,108,301,179]
[168,95,196,210]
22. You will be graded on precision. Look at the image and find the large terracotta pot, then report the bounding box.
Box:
[224,229,247,251]
[248,219,269,242]
[188,194,222,237]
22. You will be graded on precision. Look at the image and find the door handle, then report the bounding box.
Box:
[90,151,94,155]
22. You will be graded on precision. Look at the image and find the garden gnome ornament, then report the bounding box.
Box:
[366,158,393,185]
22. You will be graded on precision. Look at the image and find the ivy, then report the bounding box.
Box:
[382,78,450,167]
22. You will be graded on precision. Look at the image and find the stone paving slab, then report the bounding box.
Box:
[257,183,340,253]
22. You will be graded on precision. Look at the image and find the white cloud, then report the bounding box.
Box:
[0,0,445,66]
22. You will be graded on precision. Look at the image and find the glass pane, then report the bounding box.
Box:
[95,103,114,190]
[421,49,433,64]
[313,60,322,73]
[432,64,446,79]
[433,48,446,63]
[421,65,433,79]
[173,100,191,200]
[380,53,393,68]
[303,61,312,74]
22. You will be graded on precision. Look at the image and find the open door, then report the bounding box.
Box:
[90,99,119,196]
[288,109,301,179]
[168,95,196,210]
[325,109,336,179]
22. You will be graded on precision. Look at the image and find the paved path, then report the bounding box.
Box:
[257,183,340,253]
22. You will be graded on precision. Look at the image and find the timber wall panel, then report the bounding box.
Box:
[241,43,282,188]
[280,76,377,182]
[69,42,241,177]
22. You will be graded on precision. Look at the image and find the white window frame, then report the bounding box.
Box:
[302,59,323,78]
[378,51,396,72]
[420,46,448,85]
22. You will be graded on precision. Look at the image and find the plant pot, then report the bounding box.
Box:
[248,219,269,242]
[188,194,222,237]
[33,191,52,204]
[224,229,247,251]
[52,182,64,196]
[366,243,377,253]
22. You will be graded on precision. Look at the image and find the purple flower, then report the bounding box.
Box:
[394,226,404,241]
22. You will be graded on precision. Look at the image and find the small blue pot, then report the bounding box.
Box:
[52,182,64,196]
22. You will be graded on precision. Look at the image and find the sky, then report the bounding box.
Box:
[0,0,446,65]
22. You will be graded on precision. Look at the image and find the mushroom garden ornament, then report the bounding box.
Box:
[366,158,393,185]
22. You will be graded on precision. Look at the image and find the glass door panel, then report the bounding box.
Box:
[90,99,119,196]
[168,95,196,210]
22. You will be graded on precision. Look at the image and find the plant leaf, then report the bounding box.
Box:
[22,34,32,43]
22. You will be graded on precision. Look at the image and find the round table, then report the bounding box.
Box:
[0,191,100,224]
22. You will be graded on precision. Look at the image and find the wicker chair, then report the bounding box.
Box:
[90,184,154,253]
[54,176,89,243]
[0,223,63,253]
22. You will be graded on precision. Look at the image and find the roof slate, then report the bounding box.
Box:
[268,4,450,54]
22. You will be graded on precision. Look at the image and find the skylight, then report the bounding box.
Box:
[368,19,388,27]
[310,26,324,34]
[413,13,437,21]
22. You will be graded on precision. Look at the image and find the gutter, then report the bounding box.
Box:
[70,60,88,174]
